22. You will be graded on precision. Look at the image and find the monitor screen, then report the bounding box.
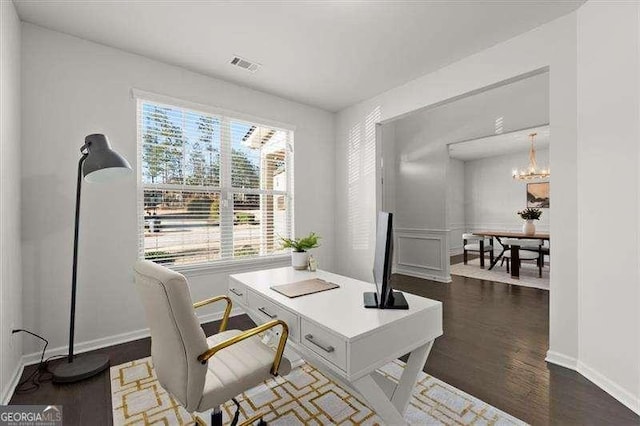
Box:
[373,211,393,306]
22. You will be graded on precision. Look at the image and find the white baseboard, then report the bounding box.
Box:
[1,361,25,404]
[576,361,640,416]
[394,266,452,284]
[5,308,243,403]
[545,350,578,370]
[10,307,639,417]
[22,308,243,366]
[546,350,639,416]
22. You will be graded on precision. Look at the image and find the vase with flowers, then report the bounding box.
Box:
[517,208,542,236]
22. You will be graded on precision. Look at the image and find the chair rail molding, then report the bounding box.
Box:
[465,222,551,233]
[393,228,451,283]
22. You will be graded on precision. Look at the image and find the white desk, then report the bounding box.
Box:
[228,267,443,425]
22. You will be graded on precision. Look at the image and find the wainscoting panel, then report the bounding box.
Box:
[394,228,451,283]
[397,236,441,270]
[449,223,466,256]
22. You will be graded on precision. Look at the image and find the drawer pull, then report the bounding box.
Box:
[258,307,277,319]
[229,288,243,297]
[305,334,335,353]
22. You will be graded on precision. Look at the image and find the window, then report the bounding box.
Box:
[137,98,293,268]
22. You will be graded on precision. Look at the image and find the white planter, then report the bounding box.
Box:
[291,251,309,270]
[522,220,536,236]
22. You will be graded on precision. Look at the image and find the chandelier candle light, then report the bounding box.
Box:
[512,132,550,180]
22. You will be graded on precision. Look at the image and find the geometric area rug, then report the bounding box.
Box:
[111,357,526,425]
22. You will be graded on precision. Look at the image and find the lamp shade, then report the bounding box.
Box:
[82,134,132,183]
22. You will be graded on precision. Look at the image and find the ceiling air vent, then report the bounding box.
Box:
[230,55,261,73]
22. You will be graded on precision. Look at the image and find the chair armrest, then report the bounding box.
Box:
[197,320,289,376]
[193,295,232,333]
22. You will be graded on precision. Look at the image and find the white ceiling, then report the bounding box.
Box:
[392,70,549,160]
[448,125,550,161]
[13,1,583,112]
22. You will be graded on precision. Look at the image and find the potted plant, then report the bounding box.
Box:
[280,232,321,270]
[517,207,542,236]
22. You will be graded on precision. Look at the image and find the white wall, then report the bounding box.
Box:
[379,122,397,214]
[464,149,550,232]
[335,7,579,393]
[336,1,640,414]
[20,23,336,357]
[0,0,23,403]
[388,112,451,281]
[377,72,549,282]
[447,158,465,255]
[576,1,640,412]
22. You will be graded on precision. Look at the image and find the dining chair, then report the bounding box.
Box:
[133,260,291,426]
[462,233,494,268]
[501,238,544,278]
[519,240,550,267]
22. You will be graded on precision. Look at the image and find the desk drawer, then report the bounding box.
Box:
[228,281,247,305]
[300,318,346,370]
[247,291,299,342]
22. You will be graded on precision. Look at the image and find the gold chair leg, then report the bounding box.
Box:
[194,415,207,426]
[241,412,266,426]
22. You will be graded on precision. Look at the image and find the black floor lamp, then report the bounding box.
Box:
[52,134,132,383]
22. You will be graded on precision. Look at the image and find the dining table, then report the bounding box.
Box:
[471,230,550,278]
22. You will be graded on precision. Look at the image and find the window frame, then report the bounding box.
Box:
[134,89,295,273]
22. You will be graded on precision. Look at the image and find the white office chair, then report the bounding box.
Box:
[133,260,291,426]
[462,233,494,268]
[501,238,544,277]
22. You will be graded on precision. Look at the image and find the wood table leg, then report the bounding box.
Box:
[463,239,468,264]
[511,246,520,278]
[489,237,495,264]
[488,237,505,270]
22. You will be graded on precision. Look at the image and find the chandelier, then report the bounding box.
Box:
[512,132,550,180]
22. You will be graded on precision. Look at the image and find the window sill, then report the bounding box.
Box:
[171,254,291,277]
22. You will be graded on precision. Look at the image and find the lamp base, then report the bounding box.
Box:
[52,353,110,383]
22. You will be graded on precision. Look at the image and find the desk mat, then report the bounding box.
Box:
[270,278,339,298]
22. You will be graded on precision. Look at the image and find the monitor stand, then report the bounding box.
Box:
[363,291,409,309]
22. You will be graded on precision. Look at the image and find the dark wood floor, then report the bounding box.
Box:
[10,264,640,425]
[392,273,638,425]
[9,316,254,425]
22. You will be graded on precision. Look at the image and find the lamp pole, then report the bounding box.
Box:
[68,149,88,363]
[53,135,131,383]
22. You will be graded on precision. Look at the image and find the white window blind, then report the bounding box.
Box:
[137,98,293,268]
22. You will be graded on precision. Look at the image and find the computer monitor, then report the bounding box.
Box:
[363,212,409,309]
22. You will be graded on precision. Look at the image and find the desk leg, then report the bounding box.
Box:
[391,340,433,413]
[353,375,407,425]
[352,340,434,425]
